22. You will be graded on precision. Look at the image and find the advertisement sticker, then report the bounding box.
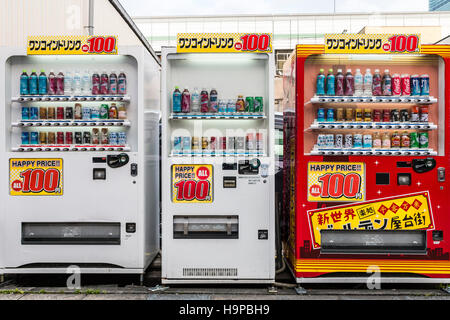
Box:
[172,164,213,203]
[27,35,118,55]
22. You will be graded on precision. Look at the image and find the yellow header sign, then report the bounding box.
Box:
[324,33,421,54]
[27,35,118,55]
[172,164,213,203]
[307,192,434,248]
[177,33,272,53]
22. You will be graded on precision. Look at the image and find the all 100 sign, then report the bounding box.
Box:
[172,164,213,203]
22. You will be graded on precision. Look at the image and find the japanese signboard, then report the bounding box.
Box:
[324,34,421,54]
[307,162,365,202]
[172,164,213,203]
[27,36,118,55]
[177,33,272,53]
[307,192,434,248]
[10,158,63,196]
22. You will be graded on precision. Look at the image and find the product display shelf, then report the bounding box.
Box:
[13,145,131,152]
[12,119,131,127]
[310,95,437,104]
[12,95,131,103]
[170,113,266,120]
[170,151,265,157]
[309,146,437,156]
[307,120,437,131]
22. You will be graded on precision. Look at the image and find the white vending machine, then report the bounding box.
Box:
[161,44,275,283]
[0,44,160,276]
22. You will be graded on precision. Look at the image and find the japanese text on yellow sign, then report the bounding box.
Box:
[307,192,433,248]
[177,33,272,53]
[27,36,118,55]
[307,162,365,202]
[10,158,63,196]
[324,33,421,54]
[172,164,213,203]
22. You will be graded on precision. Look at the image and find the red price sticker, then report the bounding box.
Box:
[172,164,213,203]
[239,34,271,52]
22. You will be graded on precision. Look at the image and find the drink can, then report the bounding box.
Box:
[30,107,39,120]
[382,109,390,122]
[99,104,109,119]
[21,132,30,144]
[255,97,263,113]
[74,103,82,120]
[363,108,372,122]
[201,137,209,151]
[245,97,255,113]
[344,134,353,148]
[410,132,419,148]
[90,106,100,120]
[227,99,236,113]
[180,136,190,152]
[410,74,421,96]
[401,74,411,96]
[218,100,227,113]
[419,132,429,148]
[210,136,217,152]
[74,132,82,144]
[57,107,65,120]
[48,132,56,144]
[92,128,99,144]
[326,134,334,147]
[39,107,47,120]
[391,132,401,148]
[336,108,344,121]
[390,109,400,122]
[39,132,47,144]
[420,74,430,96]
[101,128,109,145]
[65,107,73,120]
[218,137,227,151]
[410,106,419,122]
[335,134,343,148]
[21,107,30,120]
[400,109,410,122]
[192,137,200,151]
[65,132,73,144]
[317,134,326,147]
[56,131,65,144]
[83,131,91,144]
[227,137,235,151]
[363,134,372,148]
[235,136,245,151]
[392,73,401,96]
[353,134,362,148]
[326,108,335,122]
[355,108,363,121]
[401,131,410,148]
[109,132,118,145]
[118,132,127,145]
[345,108,353,121]
[47,107,55,119]
[373,109,382,122]
[419,106,429,122]
[317,108,325,122]
[30,132,39,144]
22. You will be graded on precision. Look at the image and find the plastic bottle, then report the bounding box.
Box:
[326,68,335,96]
[172,86,182,113]
[47,70,56,95]
[344,69,354,96]
[73,70,82,95]
[118,70,127,95]
[29,70,38,95]
[100,71,109,95]
[335,69,345,96]
[56,71,64,95]
[316,68,325,96]
[81,70,90,95]
[92,71,100,95]
[38,70,47,95]
[109,70,118,95]
[209,88,218,112]
[181,87,191,113]
[363,69,372,96]
[191,87,200,113]
[354,68,363,96]
[382,69,392,96]
[20,70,29,95]
[64,71,73,95]
[200,88,209,113]
[372,69,382,96]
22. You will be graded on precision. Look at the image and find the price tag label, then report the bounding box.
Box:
[27,35,118,55]
[172,164,213,203]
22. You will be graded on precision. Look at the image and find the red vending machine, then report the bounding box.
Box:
[282,34,450,284]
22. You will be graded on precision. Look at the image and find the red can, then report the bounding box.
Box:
[210,136,217,151]
[401,74,411,96]
[392,74,401,96]
[57,132,65,144]
[57,107,65,120]
[373,109,382,122]
[65,132,73,144]
[219,137,226,151]
[382,109,391,122]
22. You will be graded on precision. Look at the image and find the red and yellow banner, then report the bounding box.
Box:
[10,158,63,196]
[172,164,213,203]
[307,191,434,248]
[27,35,118,55]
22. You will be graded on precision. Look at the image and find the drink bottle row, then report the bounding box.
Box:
[21,129,127,145]
[173,133,265,154]
[317,131,429,149]
[317,105,429,122]
[172,87,263,114]
[21,103,127,121]
[20,69,127,96]
[316,68,430,97]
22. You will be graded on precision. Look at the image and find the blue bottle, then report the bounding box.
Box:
[38,70,47,95]
[172,86,182,113]
[326,68,335,96]
[29,70,38,95]
[316,69,325,96]
[20,70,29,95]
